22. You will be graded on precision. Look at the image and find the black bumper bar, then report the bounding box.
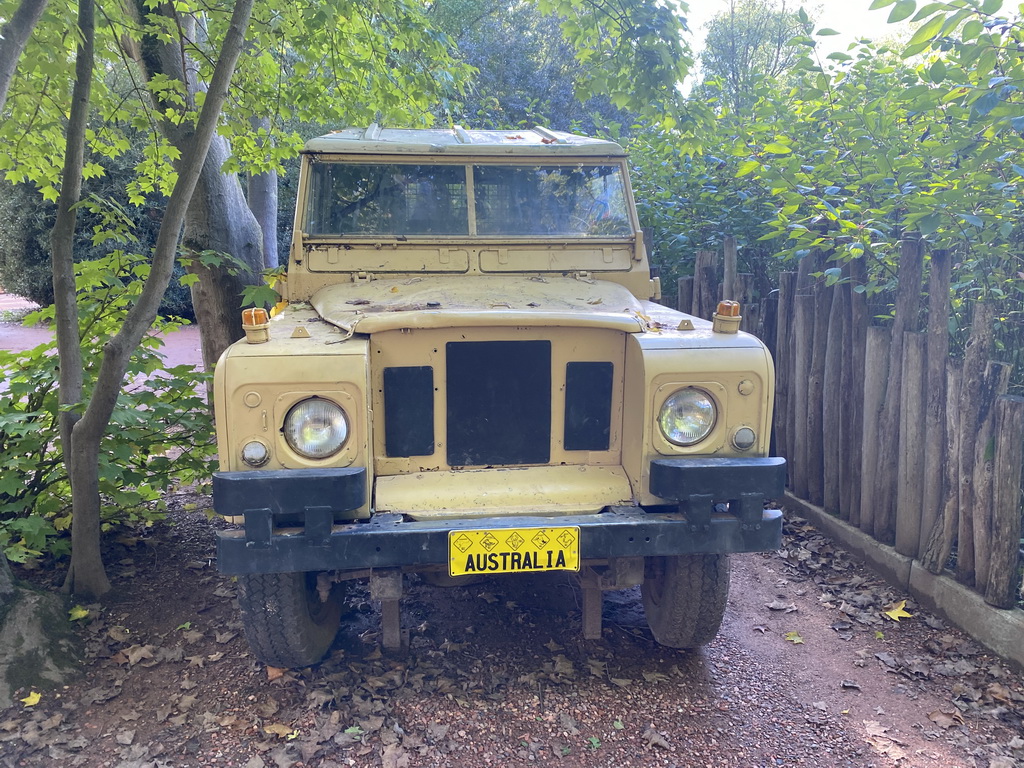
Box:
[213,458,786,576]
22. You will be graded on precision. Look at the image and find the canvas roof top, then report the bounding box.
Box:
[303,125,626,157]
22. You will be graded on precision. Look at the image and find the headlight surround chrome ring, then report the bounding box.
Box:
[241,440,270,467]
[283,398,349,459]
[658,387,717,446]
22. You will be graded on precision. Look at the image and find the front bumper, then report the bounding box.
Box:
[213,457,786,575]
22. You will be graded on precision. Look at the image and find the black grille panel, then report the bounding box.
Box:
[383,366,435,457]
[564,362,613,450]
[446,340,551,466]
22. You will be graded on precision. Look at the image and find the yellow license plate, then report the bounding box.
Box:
[448,526,581,576]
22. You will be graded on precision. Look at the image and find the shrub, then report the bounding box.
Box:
[0,252,215,562]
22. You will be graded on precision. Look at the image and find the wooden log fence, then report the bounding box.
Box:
[672,238,1024,607]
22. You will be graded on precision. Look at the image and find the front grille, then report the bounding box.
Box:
[383,366,434,457]
[564,361,613,450]
[446,340,551,466]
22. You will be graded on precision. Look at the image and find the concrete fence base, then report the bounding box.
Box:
[784,492,1024,670]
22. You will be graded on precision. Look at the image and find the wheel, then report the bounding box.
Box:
[641,554,730,648]
[236,572,344,667]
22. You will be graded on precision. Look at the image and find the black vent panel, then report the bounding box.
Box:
[446,340,551,466]
[383,366,435,457]
[564,362,613,451]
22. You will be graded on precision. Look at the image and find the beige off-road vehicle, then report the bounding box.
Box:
[213,126,785,667]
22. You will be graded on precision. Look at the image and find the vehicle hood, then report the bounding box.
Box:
[310,275,652,336]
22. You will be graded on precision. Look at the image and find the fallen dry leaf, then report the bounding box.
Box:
[266,666,286,682]
[927,710,964,730]
[263,723,296,738]
[883,599,913,622]
[642,725,670,749]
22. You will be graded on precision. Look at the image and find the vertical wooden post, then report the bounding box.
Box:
[823,283,844,515]
[842,258,868,527]
[873,238,924,544]
[859,326,891,535]
[956,301,996,586]
[677,276,694,316]
[984,396,1024,608]
[921,365,963,574]
[759,291,778,354]
[919,249,950,555]
[723,236,738,302]
[806,255,830,507]
[693,250,719,319]
[738,273,759,334]
[895,332,926,558]
[775,272,796,465]
[792,293,814,499]
[970,361,1011,590]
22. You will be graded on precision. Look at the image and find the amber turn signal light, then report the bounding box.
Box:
[242,307,271,344]
[712,301,742,334]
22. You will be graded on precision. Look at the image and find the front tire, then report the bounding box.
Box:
[641,554,730,648]
[236,572,343,667]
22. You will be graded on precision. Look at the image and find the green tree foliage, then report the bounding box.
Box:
[0,170,194,319]
[630,0,1024,388]
[0,253,214,563]
[534,0,691,129]
[0,0,471,201]
[697,0,809,114]
[435,0,635,133]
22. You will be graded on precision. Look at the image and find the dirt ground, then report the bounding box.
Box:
[1,500,1022,768]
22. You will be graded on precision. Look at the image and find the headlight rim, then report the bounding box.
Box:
[282,397,350,460]
[658,386,718,447]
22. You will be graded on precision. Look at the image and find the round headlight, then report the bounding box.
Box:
[659,388,716,446]
[283,399,349,459]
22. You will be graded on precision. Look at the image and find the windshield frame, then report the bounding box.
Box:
[299,155,639,241]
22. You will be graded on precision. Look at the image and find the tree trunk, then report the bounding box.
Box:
[0,0,49,111]
[50,0,109,598]
[247,116,279,270]
[61,0,256,595]
[248,170,279,269]
[129,1,263,369]
[181,134,264,368]
[0,558,13,596]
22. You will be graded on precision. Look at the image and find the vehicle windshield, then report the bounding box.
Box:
[305,161,632,238]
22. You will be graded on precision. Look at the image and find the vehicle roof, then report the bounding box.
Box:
[302,125,627,157]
